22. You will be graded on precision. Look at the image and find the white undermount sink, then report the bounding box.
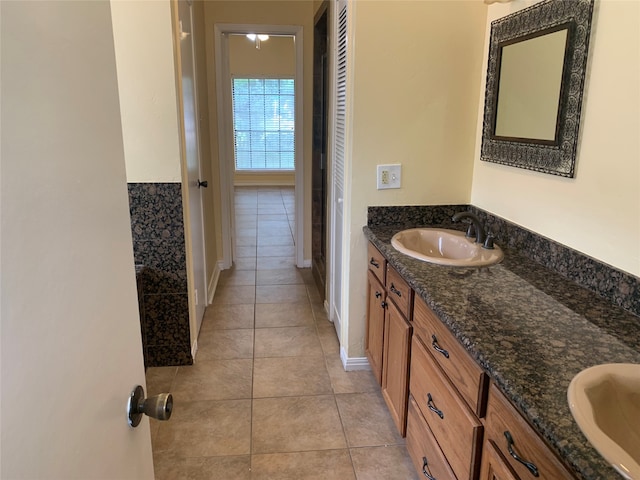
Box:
[390,228,503,267]
[568,363,640,479]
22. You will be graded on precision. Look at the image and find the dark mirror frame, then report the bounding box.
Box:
[480,0,595,178]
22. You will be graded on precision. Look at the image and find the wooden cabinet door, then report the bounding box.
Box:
[480,440,519,480]
[381,300,412,436]
[366,270,386,385]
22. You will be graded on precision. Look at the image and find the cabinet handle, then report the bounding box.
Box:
[375,291,382,299]
[427,393,444,419]
[504,431,539,477]
[381,301,388,308]
[431,335,449,359]
[369,258,380,268]
[421,456,437,480]
[390,284,402,297]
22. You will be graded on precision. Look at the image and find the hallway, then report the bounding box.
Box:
[147,187,418,479]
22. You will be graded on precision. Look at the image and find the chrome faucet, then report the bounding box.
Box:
[452,211,490,247]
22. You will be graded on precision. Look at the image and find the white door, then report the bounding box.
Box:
[330,0,349,341]
[175,0,206,331]
[1,1,154,477]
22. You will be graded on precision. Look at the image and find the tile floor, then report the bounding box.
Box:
[147,187,419,479]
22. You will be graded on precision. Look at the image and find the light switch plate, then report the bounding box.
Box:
[377,164,402,189]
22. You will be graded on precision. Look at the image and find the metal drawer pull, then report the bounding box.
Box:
[375,291,382,299]
[369,258,380,268]
[427,393,444,419]
[381,301,388,308]
[421,456,437,480]
[504,431,539,477]
[390,284,402,297]
[431,335,449,358]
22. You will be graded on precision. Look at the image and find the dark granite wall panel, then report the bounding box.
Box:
[129,183,192,367]
[367,205,640,318]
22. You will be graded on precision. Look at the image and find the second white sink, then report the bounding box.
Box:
[568,363,640,479]
[390,228,503,267]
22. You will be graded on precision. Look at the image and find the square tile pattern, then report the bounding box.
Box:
[148,187,418,479]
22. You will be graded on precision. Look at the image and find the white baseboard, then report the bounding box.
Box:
[301,259,312,268]
[208,263,222,304]
[191,338,198,361]
[340,347,371,371]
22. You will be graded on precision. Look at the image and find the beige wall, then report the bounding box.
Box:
[344,1,488,358]
[471,0,640,277]
[203,0,314,262]
[229,34,296,185]
[230,34,295,75]
[111,1,182,183]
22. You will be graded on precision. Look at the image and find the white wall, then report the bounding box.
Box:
[471,0,640,277]
[343,1,488,358]
[111,0,182,183]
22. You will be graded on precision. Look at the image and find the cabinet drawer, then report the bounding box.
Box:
[410,336,483,480]
[367,243,386,284]
[484,384,574,480]
[407,396,457,480]
[413,295,488,417]
[386,265,413,318]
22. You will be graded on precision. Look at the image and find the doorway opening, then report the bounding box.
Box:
[312,2,329,302]
[214,24,305,270]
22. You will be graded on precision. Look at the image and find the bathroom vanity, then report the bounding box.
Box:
[363,205,640,480]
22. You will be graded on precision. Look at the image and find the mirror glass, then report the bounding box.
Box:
[494,28,568,142]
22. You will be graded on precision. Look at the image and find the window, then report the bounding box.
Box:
[232,77,295,171]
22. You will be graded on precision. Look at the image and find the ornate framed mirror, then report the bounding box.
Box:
[480,0,595,177]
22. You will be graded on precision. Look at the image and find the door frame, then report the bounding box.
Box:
[214,23,305,268]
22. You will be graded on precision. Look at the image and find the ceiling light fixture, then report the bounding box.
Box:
[246,33,269,50]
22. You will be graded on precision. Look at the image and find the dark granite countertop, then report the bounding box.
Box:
[364,224,640,480]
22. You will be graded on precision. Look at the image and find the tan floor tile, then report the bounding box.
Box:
[236,246,257,258]
[145,366,177,396]
[212,285,255,305]
[153,399,251,457]
[237,235,257,247]
[257,256,295,270]
[197,329,254,360]
[254,326,323,358]
[317,325,340,356]
[234,257,257,270]
[336,392,405,447]
[251,450,355,480]
[153,451,187,480]
[253,356,332,398]
[257,245,296,257]
[252,396,347,454]
[258,217,289,226]
[257,235,294,247]
[186,455,251,480]
[255,303,314,328]
[235,206,257,215]
[350,445,419,480]
[218,269,256,286]
[255,284,308,304]
[256,268,303,286]
[236,227,257,237]
[325,356,380,394]
[312,303,331,323]
[202,304,254,330]
[171,359,252,402]
[258,205,286,215]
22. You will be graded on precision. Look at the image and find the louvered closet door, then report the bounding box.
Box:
[330,0,348,341]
